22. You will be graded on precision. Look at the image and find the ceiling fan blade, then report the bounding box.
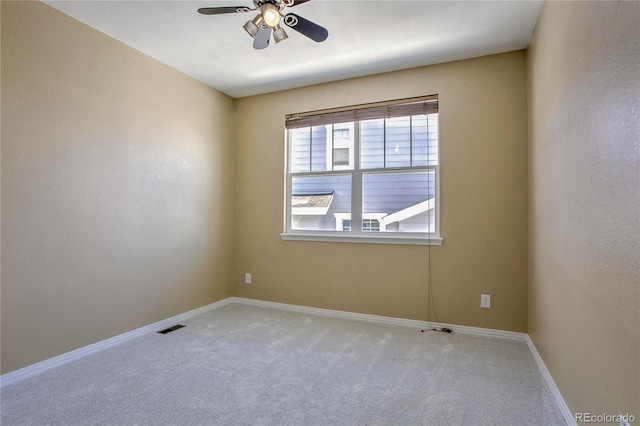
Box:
[253,25,271,50]
[198,6,252,15]
[283,13,328,43]
[291,0,312,6]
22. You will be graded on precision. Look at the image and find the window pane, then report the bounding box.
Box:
[291,174,351,231]
[412,114,438,166]
[291,127,311,172]
[291,126,331,172]
[333,148,349,166]
[385,116,411,168]
[361,115,438,169]
[333,128,350,141]
[362,171,436,233]
[360,119,385,169]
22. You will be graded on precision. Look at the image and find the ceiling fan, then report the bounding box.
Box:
[198,0,328,50]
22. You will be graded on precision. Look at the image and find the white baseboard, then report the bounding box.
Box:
[1,294,573,426]
[0,297,234,388]
[526,335,575,426]
[229,297,528,341]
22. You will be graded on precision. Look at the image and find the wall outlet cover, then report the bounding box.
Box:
[481,294,491,309]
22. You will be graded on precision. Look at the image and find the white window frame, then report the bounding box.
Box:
[282,96,442,246]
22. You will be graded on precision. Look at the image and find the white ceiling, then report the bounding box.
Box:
[44,0,543,98]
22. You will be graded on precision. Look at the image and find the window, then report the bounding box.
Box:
[333,148,349,166]
[283,96,441,245]
[362,219,380,232]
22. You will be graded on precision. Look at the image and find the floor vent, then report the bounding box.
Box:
[157,325,185,334]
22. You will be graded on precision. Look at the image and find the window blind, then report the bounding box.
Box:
[285,95,438,129]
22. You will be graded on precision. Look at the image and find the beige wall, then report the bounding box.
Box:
[527,0,639,419]
[1,1,235,374]
[234,51,529,332]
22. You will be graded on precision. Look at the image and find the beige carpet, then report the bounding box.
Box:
[1,303,565,425]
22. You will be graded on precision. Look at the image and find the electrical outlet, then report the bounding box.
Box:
[481,294,491,309]
[245,273,252,284]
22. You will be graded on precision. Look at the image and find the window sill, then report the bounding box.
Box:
[280,233,443,246]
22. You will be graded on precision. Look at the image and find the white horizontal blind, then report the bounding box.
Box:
[285,95,438,129]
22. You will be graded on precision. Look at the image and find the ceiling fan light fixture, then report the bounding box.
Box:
[198,1,328,50]
[243,14,263,37]
[273,24,288,43]
[261,3,280,27]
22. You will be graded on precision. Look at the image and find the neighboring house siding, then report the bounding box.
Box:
[398,211,434,232]
[311,126,327,172]
[362,172,434,214]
